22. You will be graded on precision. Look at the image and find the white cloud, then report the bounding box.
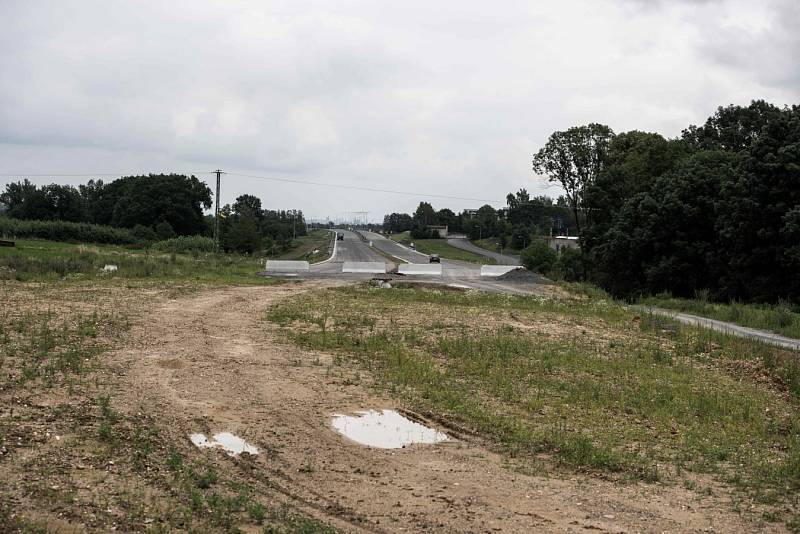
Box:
[0,0,797,220]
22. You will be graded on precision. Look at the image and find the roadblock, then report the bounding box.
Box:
[480,265,520,277]
[398,263,442,276]
[342,262,386,274]
[265,260,310,272]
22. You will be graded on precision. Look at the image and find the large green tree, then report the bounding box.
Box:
[532,123,614,234]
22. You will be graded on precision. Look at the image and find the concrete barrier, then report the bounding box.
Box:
[480,265,520,277]
[342,262,386,274]
[398,263,442,276]
[265,260,310,272]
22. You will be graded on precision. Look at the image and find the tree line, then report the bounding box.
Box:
[534,100,800,303]
[0,175,306,254]
[384,194,574,249]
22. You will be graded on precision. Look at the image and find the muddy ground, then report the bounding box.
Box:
[1,281,788,532]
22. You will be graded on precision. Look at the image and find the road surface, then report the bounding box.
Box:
[446,238,521,265]
[273,230,800,350]
[641,306,800,351]
[310,229,391,275]
[359,230,482,280]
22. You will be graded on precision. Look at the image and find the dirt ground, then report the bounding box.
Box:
[104,282,786,533]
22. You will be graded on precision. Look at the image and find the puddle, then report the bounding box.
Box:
[190,432,259,456]
[331,409,449,449]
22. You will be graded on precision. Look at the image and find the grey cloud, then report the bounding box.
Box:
[0,0,797,219]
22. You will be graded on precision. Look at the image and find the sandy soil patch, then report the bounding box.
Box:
[101,282,785,532]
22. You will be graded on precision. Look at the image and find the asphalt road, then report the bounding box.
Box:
[310,230,391,274]
[359,230,482,280]
[446,238,521,265]
[269,231,800,350]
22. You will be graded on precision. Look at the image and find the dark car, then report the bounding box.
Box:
[429,254,440,263]
[336,232,344,241]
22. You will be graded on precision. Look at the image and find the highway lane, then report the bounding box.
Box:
[446,238,521,265]
[359,230,481,279]
[310,229,392,274]
[263,228,547,295]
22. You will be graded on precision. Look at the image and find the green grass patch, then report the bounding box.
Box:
[642,294,800,340]
[388,232,494,264]
[267,284,800,525]
[271,229,333,263]
[472,238,522,256]
[0,238,279,285]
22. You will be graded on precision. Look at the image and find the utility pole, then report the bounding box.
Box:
[213,169,223,251]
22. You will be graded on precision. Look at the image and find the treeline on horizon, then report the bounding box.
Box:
[573,100,799,303]
[0,174,307,254]
[384,194,575,249]
[385,100,800,303]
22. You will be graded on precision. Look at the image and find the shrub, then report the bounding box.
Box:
[131,224,158,243]
[520,239,557,274]
[152,235,216,253]
[554,247,585,281]
[0,216,137,245]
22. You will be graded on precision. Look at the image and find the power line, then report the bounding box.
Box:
[224,171,504,204]
[1,170,510,204]
[0,172,214,177]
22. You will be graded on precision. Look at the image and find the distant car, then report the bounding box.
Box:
[429,254,440,263]
[336,232,344,241]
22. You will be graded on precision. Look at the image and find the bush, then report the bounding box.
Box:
[520,240,557,274]
[0,216,137,245]
[131,224,158,243]
[554,247,585,281]
[152,235,216,254]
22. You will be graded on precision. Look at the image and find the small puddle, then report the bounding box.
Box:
[190,432,259,456]
[331,409,449,449]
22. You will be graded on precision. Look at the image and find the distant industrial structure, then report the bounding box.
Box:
[550,236,579,252]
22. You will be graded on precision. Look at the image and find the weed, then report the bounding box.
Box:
[267,283,800,526]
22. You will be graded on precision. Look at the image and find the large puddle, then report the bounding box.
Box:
[331,409,449,449]
[190,432,259,456]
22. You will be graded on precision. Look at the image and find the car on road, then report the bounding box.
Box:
[429,254,440,263]
[336,232,344,241]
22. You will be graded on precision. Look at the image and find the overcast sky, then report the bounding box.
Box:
[1,0,798,222]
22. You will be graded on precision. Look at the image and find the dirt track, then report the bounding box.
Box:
[113,283,784,533]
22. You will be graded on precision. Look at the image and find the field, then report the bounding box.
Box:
[0,238,276,285]
[268,283,800,530]
[643,295,800,340]
[3,238,800,532]
[270,229,334,263]
[389,231,494,264]
[472,237,523,256]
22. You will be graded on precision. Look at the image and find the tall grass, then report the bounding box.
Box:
[267,284,800,525]
[152,235,216,253]
[642,294,800,339]
[0,217,137,245]
[0,239,277,285]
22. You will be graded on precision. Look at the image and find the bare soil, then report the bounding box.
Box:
[112,282,785,533]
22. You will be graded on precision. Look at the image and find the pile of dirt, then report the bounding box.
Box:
[496,267,551,284]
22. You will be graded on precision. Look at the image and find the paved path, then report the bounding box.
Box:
[446,238,521,265]
[641,306,800,351]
